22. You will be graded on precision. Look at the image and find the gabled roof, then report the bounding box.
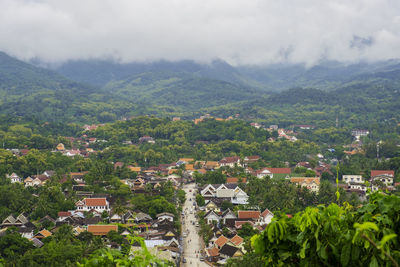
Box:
[221,209,236,218]
[35,229,52,238]
[205,210,220,219]
[371,170,394,177]
[207,247,220,257]
[219,244,240,257]
[2,215,16,224]
[261,208,273,217]
[238,211,261,219]
[220,156,240,164]
[230,235,244,246]
[87,225,118,235]
[156,212,174,218]
[215,235,229,247]
[16,214,28,224]
[84,198,107,207]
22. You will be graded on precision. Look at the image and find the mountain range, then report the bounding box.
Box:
[0,51,400,127]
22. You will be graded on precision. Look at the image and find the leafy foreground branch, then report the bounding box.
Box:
[78,233,173,267]
[238,193,400,266]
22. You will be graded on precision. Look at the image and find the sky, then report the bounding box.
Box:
[1,0,400,66]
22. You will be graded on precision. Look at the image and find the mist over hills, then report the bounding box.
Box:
[0,50,400,128]
[54,58,400,92]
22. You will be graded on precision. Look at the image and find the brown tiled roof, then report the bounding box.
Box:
[87,225,118,236]
[220,157,240,163]
[58,211,71,217]
[215,235,229,247]
[230,235,244,246]
[207,247,220,257]
[261,208,273,217]
[238,211,260,219]
[266,168,291,174]
[84,198,107,206]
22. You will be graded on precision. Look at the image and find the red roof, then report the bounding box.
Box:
[238,211,260,219]
[230,235,244,246]
[58,211,71,217]
[84,198,107,206]
[220,156,240,163]
[226,177,247,184]
[215,235,229,247]
[266,168,291,174]
[235,221,254,228]
[207,247,220,257]
[261,208,273,217]
[371,170,394,177]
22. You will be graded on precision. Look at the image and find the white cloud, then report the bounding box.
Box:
[0,0,400,65]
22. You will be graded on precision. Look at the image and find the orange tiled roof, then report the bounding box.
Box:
[230,235,244,246]
[37,229,52,238]
[84,198,107,206]
[238,211,260,219]
[226,177,247,184]
[207,247,220,257]
[215,235,229,247]
[129,167,141,172]
[87,225,118,236]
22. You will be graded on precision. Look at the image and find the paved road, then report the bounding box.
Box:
[181,183,208,267]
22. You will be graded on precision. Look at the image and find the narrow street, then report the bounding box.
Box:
[181,183,208,267]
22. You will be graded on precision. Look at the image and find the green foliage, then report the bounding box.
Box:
[250,193,400,266]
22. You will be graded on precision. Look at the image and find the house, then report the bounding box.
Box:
[231,186,249,205]
[243,156,260,163]
[214,235,229,249]
[87,225,118,236]
[219,244,244,259]
[206,247,220,262]
[371,170,395,186]
[24,177,34,187]
[219,157,241,168]
[290,177,320,192]
[124,211,152,224]
[221,209,236,224]
[2,213,29,227]
[256,168,291,179]
[75,198,110,213]
[139,136,155,144]
[205,200,220,213]
[226,177,247,184]
[34,229,52,239]
[343,175,364,184]
[6,173,21,183]
[204,161,220,170]
[260,208,274,225]
[56,143,65,151]
[205,210,221,224]
[156,212,174,222]
[229,235,244,247]
[238,211,261,221]
[110,214,123,223]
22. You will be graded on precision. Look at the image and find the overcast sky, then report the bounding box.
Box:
[1,0,400,66]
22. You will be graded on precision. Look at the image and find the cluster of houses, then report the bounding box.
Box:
[0,196,181,263]
[6,171,55,187]
[341,170,398,198]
